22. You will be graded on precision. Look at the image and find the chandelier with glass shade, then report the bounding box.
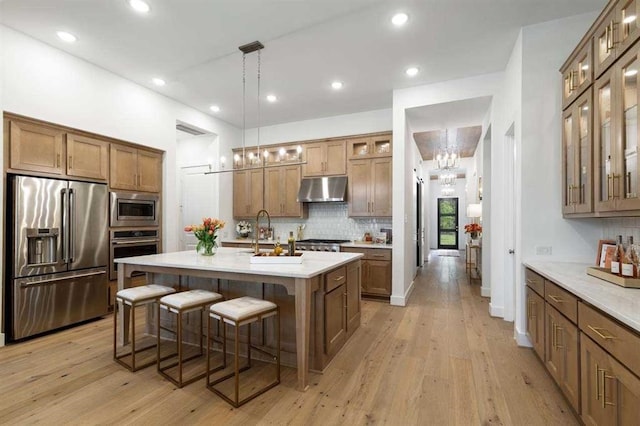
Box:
[439,172,456,186]
[434,129,460,171]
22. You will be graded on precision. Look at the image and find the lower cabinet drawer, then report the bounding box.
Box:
[579,301,640,378]
[325,266,347,292]
[525,268,545,296]
[545,280,578,324]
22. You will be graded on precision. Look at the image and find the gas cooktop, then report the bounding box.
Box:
[297,239,350,244]
[296,239,350,252]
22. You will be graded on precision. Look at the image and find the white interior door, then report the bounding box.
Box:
[179,168,219,250]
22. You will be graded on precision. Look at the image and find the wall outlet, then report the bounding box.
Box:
[535,246,552,256]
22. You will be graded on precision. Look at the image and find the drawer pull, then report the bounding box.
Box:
[595,363,601,401]
[372,254,386,258]
[333,276,345,282]
[548,294,563,303]
[588,325,616,340]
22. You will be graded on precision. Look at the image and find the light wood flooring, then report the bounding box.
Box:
[0,253,578,425]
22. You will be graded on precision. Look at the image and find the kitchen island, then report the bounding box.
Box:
[116,248,363,391]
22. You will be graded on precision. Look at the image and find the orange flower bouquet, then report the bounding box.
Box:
[185,217,225,256]
[464,223,482,239]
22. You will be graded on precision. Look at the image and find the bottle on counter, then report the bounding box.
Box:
[622,236,637,278]
[288,231,296,256]
[611,235,624,276]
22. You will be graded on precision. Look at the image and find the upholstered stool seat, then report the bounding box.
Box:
[157,289,223,388]
[206,296,280,407]
[113,284,176,372]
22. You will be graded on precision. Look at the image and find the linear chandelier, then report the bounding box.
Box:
[439,172,456,186]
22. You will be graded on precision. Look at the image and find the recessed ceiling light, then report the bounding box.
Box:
[405,67,419,77]
[128,0,150,13]
[56,31,77,43]
[266,94,277,103]
[331,81,344,90]
[152,77,166,86]
[209,105,220,112]
[392,13,408,26]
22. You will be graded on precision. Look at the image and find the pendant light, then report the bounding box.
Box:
[434,129,460,171]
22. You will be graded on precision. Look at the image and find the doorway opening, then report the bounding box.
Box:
[437,197,458,249]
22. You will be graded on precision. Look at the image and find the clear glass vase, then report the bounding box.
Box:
[197,240,218,256]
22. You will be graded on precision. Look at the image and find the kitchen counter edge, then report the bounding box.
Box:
[524,260,640,333]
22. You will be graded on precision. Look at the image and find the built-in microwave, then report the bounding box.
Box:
[110,192,159,227]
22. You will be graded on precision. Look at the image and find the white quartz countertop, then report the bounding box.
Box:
[340,242,392,250]
[222,239,392,250]
[116,248,363,279]
[524,260,640,333]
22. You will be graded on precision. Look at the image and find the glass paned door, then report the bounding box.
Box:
[437,198,458,249]
[623,57,639,201]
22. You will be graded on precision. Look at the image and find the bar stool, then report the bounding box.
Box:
[157,289,223,387]
[206,296,280,407]
[113,284,176,372]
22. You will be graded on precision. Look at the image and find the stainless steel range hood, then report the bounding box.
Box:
[297,176,347,202]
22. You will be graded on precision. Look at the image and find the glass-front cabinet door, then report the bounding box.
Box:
[594,68,617,212]
[563,89,593,215]
[575,90,593,214]
[562,42,593,110]
[562,108,576,215]
[617,0,640,54]
[594,9,619,78]
[616,47,640,210]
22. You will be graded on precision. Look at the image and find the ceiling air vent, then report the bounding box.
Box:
[176,123,206,136]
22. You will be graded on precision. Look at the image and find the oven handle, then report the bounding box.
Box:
[111,239,160,245]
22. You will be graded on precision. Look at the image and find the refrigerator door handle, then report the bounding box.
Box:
[61,188,69,264]
[69,188,76,263]
[18,269,106,288]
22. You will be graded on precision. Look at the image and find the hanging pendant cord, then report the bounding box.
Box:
[242,53,246,167]
[256,49,261,161]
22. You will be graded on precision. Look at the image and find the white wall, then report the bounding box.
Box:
[514,12,603,344]
[392,72,503,306]
[0,25,242,344]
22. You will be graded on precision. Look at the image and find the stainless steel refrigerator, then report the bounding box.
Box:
[7,175,109,340]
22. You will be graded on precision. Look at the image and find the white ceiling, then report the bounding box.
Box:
[0,0,605,129]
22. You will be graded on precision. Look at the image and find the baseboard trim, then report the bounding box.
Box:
[515,327,532,347]
[481,285,491,298]
[489,302,504,318]
[390,279,415,307]
[0,333,5,347]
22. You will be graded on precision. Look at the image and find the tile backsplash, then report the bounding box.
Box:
[601,217,640,243]
[232,203,391,242]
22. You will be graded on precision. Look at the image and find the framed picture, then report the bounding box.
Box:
[597,239,617,268]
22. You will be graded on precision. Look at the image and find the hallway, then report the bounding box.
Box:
[0,253,577,424]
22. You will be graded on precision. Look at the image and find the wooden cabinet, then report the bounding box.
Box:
[562,89,593,215]
[526,286,545,360]
[9,121,64,175]
[302,140,346,177]
[110,144,162,192]
[594,1,640,79]
[345,260,361,336]
[324,283,347,357]
[594,43,640,212]
[562,41,593,109]
[264,165,307,218]
[545,304,581,413]
[581,333,640,425]
[348,157,392,217]
[233,168,263,218]
[347,134,392,159]
[342,247,391,297]
[67,133,109,181]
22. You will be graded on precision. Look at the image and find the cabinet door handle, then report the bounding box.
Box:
[333,276,345,282]
[555,325,564,349]
[548,294,563,303]
[587,325,616,340]
[602,371,616,408]
[68,155,73,169]
[627,172,632,198]
[567,185,573,205]
[595,363,602,401]
[56,153,61,168]
[613,174,621,199]
[607,174,613,200]
[343,292,347,309]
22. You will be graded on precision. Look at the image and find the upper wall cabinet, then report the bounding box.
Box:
[562,88,593,215]
[9,121,65,175]
[302,140,346,177]
[594,0,640,78]
[347,134,392,159]
[66,133,109,181]
[562,42,593,110]
[594,43,640,212]
[110,143,162,192]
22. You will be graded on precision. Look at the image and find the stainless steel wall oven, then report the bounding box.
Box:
[110,191,159,227]
[110,229,160,280]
